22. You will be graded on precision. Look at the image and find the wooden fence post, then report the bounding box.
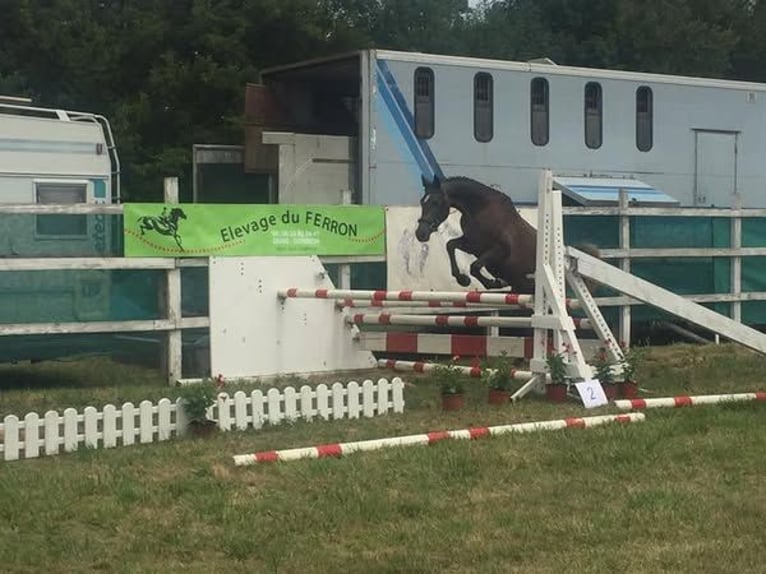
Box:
[161,177,183,385]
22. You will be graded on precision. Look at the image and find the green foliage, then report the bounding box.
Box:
[481,351,514,391]
[545,351,569,385]
[177,379,219,422]
[591,346,616,385]
[428,356,467,396]
[2,0,766,203]
[620,342,647,383]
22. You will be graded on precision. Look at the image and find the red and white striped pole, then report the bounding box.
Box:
[615,392,766,411]
[232,413,645,465]
[279,287,541,307]
[377,358,536,380]
[347,313,592,330]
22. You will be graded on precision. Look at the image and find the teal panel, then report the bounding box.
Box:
[92,178,107,199]
[742,219,766,247]
[563,216,619,249]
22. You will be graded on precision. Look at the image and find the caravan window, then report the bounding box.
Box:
[36,182,87,237]
[414,67,434,139]
[636,86,653,151]
[474,72,493,142]
[530,77,549,146]
[584,82,602,149]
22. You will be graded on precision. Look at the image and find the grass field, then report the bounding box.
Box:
[1,343,766,573]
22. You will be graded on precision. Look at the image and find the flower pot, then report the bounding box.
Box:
[441,393,465,411]
[545,383,568,403]
[622,381,640,399]
[188,419,218,438]
[488,389,511,405]
[603,383,619,401]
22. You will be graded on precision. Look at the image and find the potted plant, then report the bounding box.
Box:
[483,352,513,405]
[178,377,220,437]
[431,356,467,411]
[545,351,570,403]
[620,343,645,399]
[592,346,619,400]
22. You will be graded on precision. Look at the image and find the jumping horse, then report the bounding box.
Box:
[137,206,187,251]
[415,175,538,294]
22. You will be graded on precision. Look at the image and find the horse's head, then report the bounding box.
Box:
[169,208,187,221]
[415,175,449,242]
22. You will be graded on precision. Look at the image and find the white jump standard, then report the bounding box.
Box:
[207,169,766,390]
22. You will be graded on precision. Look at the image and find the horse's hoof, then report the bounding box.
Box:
[456,274,471,287]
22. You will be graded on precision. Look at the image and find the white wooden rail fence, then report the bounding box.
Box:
[0,377,405,462]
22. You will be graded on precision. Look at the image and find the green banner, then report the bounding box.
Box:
[123,203,386,257]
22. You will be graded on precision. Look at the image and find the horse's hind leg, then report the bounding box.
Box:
[445,237,471,287]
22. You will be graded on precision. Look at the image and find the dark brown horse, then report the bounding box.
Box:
[415,175,538,293]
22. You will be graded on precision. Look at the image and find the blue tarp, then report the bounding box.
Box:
[554,176,680,206]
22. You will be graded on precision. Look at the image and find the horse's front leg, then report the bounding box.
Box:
[173,233,184,251]
[445,237,471,287]
[469,247,509,290]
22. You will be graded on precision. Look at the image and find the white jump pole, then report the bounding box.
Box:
[347,313,592,330]
[280,287,539,307]
[232,413,646,465]
[615,392,766,411]
[377,359,538,381]
[336,299,529,310]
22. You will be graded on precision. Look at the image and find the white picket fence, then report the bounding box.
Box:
[0,377,405,462]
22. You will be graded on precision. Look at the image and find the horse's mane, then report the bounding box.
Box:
[441,176,518,211]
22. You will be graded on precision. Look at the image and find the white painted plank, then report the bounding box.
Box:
[569,246,766,354]
[233,391,248,431]
[331,382,345,420]
[83,407,99,449]
[392,378,405,413]
[300,385,314,421]
[362,380,375,418]
[157,399,172,440]
[267,388,282,425]
[347,381,360,419]
[377,378,390,414]
[139,401,154,443]
[251,390,265,430]
[0,258,176,271]
[0,317,208,337]
[4,416,20,461]
[217,393,232,431]
[316,384,330,420]
[103,405,118,448]
[44,411,60,456]
[284,387,298,422]
[23,413,41,459]
[63,409,78,452]
[122,403,136,446]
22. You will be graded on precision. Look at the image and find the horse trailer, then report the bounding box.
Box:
[0,97,121,361]
[243,49,766,209]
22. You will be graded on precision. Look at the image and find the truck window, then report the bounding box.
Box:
[636,86,653,152]
[531,77,549,146]
[414,67,435,139]
[36,182,87,237]
[474,72,493,142]
[584,82,603,149]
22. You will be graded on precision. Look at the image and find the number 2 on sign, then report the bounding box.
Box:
[574,380,608,408]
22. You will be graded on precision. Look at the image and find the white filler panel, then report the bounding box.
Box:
[209,256,377,379]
